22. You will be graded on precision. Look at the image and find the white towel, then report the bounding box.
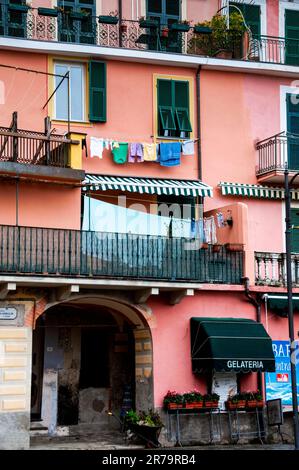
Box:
[90,137,104,159]
[182,139,195,156]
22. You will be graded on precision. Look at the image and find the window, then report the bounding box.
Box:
[54,62,85,121]
[147,0,182,52]
[157,79,192,138]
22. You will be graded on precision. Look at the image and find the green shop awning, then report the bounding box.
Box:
[191,317,275,373]
[83,174,213,197]
[219,182,299,200]
[266,295,299,317]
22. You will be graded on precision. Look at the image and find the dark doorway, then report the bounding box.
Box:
[31,325,45,421]
[80,328,110,389]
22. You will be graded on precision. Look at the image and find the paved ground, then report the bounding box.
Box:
[30,433,295,450]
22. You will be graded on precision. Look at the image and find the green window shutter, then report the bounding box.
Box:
[157,79,174,135]
[287,93,299,170]
[174,80,192,133]
[291,208,299,252]
[285,10,299,66]
[89,61,106,122]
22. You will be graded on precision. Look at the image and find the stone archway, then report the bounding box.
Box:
[33,293,154,434]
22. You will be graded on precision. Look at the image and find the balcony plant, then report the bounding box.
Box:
[163,390,184,409]
[37,7,59,18]
[183,390,204,409]
[188,12,245,59]
[161,26,169,38]
[125,409,164,448]
[139,16,158,29]
[170,20,191,33]
[245,391,258,408]
[203,392,220,408]
[98,10,119,25]
[226,392,246,410]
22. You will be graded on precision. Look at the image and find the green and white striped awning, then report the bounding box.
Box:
[83,174,213,197]
[219,182,299,200]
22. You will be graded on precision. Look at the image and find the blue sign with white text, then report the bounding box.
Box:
[265,340,299,407]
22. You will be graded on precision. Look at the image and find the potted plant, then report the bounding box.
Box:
[183,390,203,409]
[225,243,244,252]
[161,26,169,38]
[203,393,220,408]
[120,22,127,33]
[125,409,164,448]
[194,22,212,35]
[163,390,184,409]
[139,16,158,29]
[254,390,264,408]
[98,10,119,25]
[246,391,257,408]
[170,20,191,33]
[225,394,239,410]
[37,7,59,17]
[212,243,222,253]
[8,3,30,13]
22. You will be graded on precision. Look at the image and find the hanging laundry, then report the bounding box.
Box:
[104,138,113,150]
[156,143,160,163]
[90,137,104,159]
[197,218,204,244]
[159,142,181,167]
[182,139,195,156]
[112,142,128,164]
[203,216,217,244]
[143,143,157,161]
[190,218,196,238]
[216,212,225,228]
[128,143,144,163]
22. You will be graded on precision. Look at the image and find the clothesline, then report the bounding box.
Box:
[88,138,196,167]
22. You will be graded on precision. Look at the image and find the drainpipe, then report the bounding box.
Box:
[196,65,202,181]
[243,277,263,393]
[118,0,123,48]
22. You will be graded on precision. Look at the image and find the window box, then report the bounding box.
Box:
[98,15,119,25]
[170,22,190,33]
[194,25,212,34]
[139,19,158,29]
[8,4,30,13]
[37,8,58,18]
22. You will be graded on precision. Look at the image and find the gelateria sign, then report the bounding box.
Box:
[0,307,17,320]
[227,360,265,370]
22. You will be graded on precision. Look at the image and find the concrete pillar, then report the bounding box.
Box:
[0,303,32,449]
[133,328,154,411]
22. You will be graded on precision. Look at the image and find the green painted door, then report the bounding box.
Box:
[0,0,27,38]
[230,3,261,35]
[58,0,96,44]
[291,208,299,253]
[285,10,299,66]
[146,0,181,52]
[287,93,299,170]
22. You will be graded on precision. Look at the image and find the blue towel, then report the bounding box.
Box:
[159,142,181,167]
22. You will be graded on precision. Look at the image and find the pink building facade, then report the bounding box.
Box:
[0,0,298,448]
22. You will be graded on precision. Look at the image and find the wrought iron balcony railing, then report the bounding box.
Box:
[0,126,72,167]
[0,225,244,284]
[256,132,299,175]
[255,251,299,287]
[1,8,299,67]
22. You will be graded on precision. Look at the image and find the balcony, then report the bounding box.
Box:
[0,225,244,284]
[0,122,84,183]
[256,132,299,184]
[255,251,299,287]
[1,8,299,68]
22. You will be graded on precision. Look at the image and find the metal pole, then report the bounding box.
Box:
[284,167,299,450]
[67,71,70,134]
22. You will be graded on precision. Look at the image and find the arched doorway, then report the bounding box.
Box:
[31,296,153,435]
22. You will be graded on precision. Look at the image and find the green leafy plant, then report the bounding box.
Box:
[204,392,220,402]
[183,390,203,403]
[188,12,246,57]
[126,409,164,428]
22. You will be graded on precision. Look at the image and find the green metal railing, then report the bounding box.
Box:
[0,225,244,283]
[250,34,299,66]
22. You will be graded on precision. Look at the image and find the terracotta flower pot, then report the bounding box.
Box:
[204,401,218,408]
[226,401,238,410]
[167,403,183,409]
[257,400,264,408]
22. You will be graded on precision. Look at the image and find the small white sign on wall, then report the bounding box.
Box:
[212,372,237,410]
